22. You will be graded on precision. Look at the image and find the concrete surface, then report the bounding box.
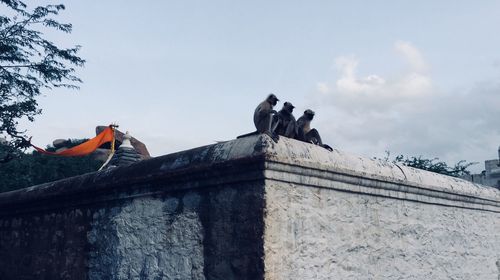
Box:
[0,134,498,279]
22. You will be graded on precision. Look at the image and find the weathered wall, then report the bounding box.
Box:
[264,183,499,279]
[0,185,265,280]
[84,184,264,280]
[0,137,267,280]
[262,138,500,280]
[1,134,499,279]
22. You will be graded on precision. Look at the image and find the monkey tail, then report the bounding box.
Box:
[236,131,259,139]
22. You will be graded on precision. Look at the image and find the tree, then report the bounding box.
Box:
[393,155,478,177]
[376,151,477,178]
[0,0,84,162]
[0,140,102,193]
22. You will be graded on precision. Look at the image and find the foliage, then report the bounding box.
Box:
[0,141,102,193]
[0,0,84,162]
[377,151,477,178]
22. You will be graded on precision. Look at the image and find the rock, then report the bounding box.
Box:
[55,147,68,153]
[53,139,69,149]
[95,126,150,158]
[92,148,111,162]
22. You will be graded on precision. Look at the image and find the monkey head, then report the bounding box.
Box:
[266,93,279,106]
[304,109,315,120]
[283,102,295,113]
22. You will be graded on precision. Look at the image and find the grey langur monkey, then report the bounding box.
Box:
[253,93,280,141]
[275,102,297,138]
[296,109,333,151]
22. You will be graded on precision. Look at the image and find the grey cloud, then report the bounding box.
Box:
[310,46,500,173]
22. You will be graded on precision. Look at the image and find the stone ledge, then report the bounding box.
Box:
[264,162,500,212]
[262,136,500,202]
[1,134,498,214]
[261,136,500,212]
[0,136,270,214]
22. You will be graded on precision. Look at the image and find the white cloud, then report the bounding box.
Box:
[394,40,428,73]
[393,72,432,97]
[309,41,500,173]
[334,56,386,94]
[331,43,432,106]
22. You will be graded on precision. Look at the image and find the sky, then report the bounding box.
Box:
[14,0,500,172]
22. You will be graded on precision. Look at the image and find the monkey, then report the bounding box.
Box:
[296,109,333,151]
[251,93,280,141]
[254,93,279,132]
[238,93,280,141]
[296,109,321,144]
[275,102,297,138]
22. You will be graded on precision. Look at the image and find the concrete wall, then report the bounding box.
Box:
[264,182,499,279]
[263,137,500,279]
[0,137,267,280]
[1,135,499,279]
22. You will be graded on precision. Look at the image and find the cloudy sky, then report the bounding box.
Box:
[18,0,500,172]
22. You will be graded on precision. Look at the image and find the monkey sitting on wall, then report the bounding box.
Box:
[238,93,280,142]
[296,109,333,151]
[275,102,297,138]
[253,93,280,141]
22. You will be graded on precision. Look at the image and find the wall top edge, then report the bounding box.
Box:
[0,134,498,205]
[261,135,500,202]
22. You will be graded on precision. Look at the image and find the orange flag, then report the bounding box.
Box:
[33,126,115,157]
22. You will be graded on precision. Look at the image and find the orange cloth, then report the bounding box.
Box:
[33,126,114,157]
